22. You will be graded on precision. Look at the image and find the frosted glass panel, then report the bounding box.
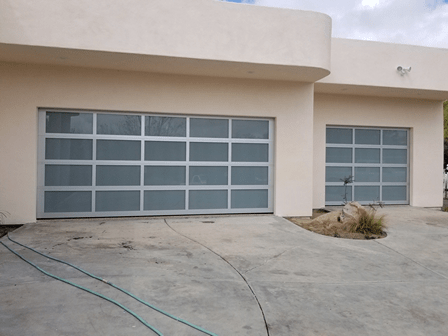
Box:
[355,186,380,202]
[232,120,269,139]
[189,166,228,185]
[232,144,268,162]
[96,166,140,186]
[97,140,141,161]
[46,112,93,134]
[145,116,186,137]
[355,148,380,163]
[145,166,186,185]
[232,167,268,185]
[97,114,141,135]
[355,129,380,145]
[189,190,228,209]
[45,165,92,186]
[383,149,407,164]
[326,148,352,163]
[45,191,91,213]
[326,186,352,203]
[144,190,185,210]
[190,143,228,161]
[354,167,380,182]
[231,190,268,208]
[145,141,186,161]
[383,130,407,146]
[326,128,352,144]
[96,191,140,211]
[383,167,407,182]
[383,186,407,201]
[190,118,228,138]
[326,167,352,183]
[46,139,93,160]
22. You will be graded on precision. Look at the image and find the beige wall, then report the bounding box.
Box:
[313,93,444,209]
[0,62,315,224]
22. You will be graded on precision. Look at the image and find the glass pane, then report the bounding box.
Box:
[355,129,380,145]
[326,148,352,163]
[46,139,93,160]
[145,166,186,185]
[326,128,352,144]
[46,112,93,134]
[45,165,92,186]
[96,166,140,186]
[232,120,269,139]
[355,148,380,163]
[232,144,268,162]
[383,186,407,201]
[189,190,228,209]
[189,166,228,185]
[232,167,268,185]
[145,141,186,161]
[383,167,407,183]
[383,149,407,164]
[97,140,141,161]
[325,186,352,203]
[231,190,268,209]
[97,114,141,135]
[190,118,228,138]
[145,116,186,137]
[354,186,380,202]
[354,167,380,182]
[144,190,185,210]
[45,191,91,213]
[383,130,407,146]
[325,167,352,183]
[96,191,140,211]
[190,143,228,162]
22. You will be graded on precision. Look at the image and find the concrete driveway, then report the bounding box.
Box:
[1,207,448,336]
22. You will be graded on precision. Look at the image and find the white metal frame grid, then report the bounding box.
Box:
[325,126,410,205]
[37,109,274,218]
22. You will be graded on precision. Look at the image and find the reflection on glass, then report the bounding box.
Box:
[355,129,380,145]
[326,148,352,163]
[45,139,93,160]
[383,130,407,146]
[145,116,186,137]
[354,186,380,202]
[383,149,407,164]
[96,191,140,211]
[46,112,93,134]
[144,191,185,210]
[232,144,268,162]
[326,128,353,144]
[97,114,141,135]
[45,165,92,186]
[382,186,407,201]
[326,186,352,203]
[231,190,268,208]
[326,167,352,183]
[189,190,228,209]
[189,166,228,185]
[354,167,380,183]
[96,166,140,186]
[190,118,228,138]
[97,140,141,161]
[232,120,269,139]
[383,167,407,183]
[145,141,186,161]
[190,143,228,161]
[355,148,380,163]
[145,166,186,185]
[45,191,92,213]
[232,167,269,185]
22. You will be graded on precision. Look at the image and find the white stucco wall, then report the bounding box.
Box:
[313,93,444,209]
[0,62,315,224]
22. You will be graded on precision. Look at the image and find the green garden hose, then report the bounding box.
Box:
[2,233,218,336]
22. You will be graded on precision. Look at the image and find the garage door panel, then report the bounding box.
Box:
[38,110,273,218]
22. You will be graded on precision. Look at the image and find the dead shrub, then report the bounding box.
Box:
[346,208,385,235]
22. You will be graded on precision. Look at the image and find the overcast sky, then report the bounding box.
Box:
[223,0,448,49]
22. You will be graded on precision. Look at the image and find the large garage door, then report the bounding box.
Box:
[325,126,409,205]
[37,110,274,218]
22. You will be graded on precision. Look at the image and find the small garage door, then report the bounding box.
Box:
[37,110,274,218]
[325,126,409,205]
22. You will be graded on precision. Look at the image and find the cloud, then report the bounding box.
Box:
[225,0,448,48]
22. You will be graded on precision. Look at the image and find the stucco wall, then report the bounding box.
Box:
[313,93,444,209]
[0,62,314,224]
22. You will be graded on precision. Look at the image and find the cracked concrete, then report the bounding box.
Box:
[1,207,448,335]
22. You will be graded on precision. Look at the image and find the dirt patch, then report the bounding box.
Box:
[0,225,23,238]
[286,209,387,240]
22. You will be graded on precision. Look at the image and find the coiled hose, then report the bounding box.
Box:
[1,233,218,336]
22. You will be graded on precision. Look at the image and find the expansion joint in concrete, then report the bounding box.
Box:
[163,219,271,336]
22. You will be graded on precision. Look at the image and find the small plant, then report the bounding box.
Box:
[442,206,448,212]
[347,207,385,235]
[340,175,355,204]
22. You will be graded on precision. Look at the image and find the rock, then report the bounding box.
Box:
[311,210,341,225]
[340,202,365,224]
